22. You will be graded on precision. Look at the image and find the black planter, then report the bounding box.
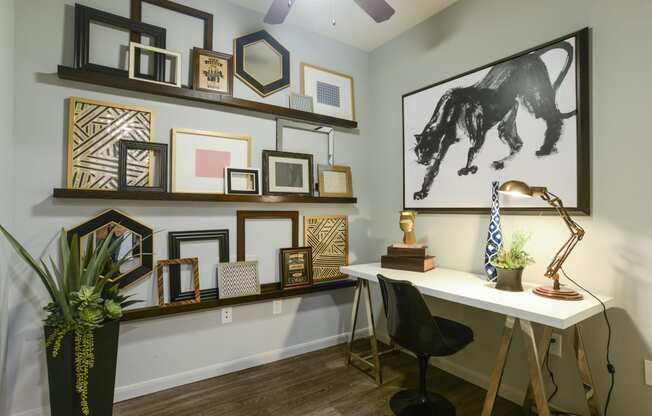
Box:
[44,320,120,416]
[495,267,524,292]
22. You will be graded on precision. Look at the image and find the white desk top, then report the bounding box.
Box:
[341,263,614,329]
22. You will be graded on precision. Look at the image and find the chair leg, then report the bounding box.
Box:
[417,355,430,404]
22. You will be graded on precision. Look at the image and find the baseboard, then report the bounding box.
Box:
[10,407,48,416]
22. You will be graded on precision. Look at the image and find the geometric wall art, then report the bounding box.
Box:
[67,97,154,190]
[303,215,349,283]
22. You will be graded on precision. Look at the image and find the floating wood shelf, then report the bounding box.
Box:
[122,279,356,321]
[57,66,358,129]
[52,188,357,204]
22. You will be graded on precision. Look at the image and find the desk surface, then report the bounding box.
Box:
[342,263,614,329]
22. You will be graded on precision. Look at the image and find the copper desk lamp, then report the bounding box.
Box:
[498,180,584,300]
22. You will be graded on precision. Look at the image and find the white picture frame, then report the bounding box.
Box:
[128,41,182,88]
[301,63,355,121]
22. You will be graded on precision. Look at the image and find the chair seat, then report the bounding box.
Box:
[432,316,474,356]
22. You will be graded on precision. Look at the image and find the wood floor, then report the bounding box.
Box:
[114,342,521,416]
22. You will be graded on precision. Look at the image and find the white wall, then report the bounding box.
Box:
[368,0,652,414]
[6,1,373,415]
[0,0,15,413]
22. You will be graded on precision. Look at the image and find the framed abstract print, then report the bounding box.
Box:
[225,167,260,195]
[118,140,168,192]
[289,93,314,113]
[67,97,154,190]
[217,261,261,299]
[262,150,314,196]
[156,258,200,307]
[192,48,234,95]
[402,28,590,214]
[168,229,229,301]
[67,209,153,288]
[301,63,356,121]
[304,215,349,283]
[280,247,313,290]
[318,165,353,198]
[171,128,251,193]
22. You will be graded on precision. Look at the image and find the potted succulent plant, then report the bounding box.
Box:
[491,231,535,292]
[0,225,140,416]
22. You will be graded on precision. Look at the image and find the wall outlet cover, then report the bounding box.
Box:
[273,300,282,315]
[550,333,562,357]
[221,307,233,324]
[645,360,652,386]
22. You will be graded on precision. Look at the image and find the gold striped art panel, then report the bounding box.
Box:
[67,97,154,190]
[304,215,349,282]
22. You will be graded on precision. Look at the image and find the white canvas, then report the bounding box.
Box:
[403,37,580,210]
[303,65,355,121]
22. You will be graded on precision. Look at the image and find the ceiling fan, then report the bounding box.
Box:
[264,0,395,25]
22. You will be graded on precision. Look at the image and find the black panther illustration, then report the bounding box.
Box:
[412,41,577,200]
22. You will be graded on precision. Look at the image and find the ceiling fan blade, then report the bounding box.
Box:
[353,0,395,23]
[264,0,296,24]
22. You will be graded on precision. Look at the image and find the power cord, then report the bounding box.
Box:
[544,338,579,416]
[561,267,615,416]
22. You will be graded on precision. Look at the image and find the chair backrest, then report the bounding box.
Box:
[377,274,444,355]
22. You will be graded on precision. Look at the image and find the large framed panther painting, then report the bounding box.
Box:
[402,28,590,214]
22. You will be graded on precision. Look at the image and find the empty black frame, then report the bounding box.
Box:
[67,209,153,288]
[118,140,168,192]
[262,150,314,197]
[74,3,167,80]
[234,30,290,97]
[226,168,260,195]
[168,229,229,301]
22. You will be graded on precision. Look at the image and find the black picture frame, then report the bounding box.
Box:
[262,150,314,196]
[234,30,290,97]
[401,28,590,215]
[74,3,167,81]
[226,168,260,195]
[168,229,229,301]
[67,209,153,288]
[118,140,168,192]
[130,0,214,87]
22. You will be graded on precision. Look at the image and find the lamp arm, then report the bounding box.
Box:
[540,191,585,281]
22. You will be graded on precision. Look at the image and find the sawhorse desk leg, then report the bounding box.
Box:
[482,317,602,416]
[346,278,389,385]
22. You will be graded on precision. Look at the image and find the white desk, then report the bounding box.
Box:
[341,263,613,416]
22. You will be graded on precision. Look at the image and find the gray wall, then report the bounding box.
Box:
[6,1,373,415]
[0,0,15,413]
[368,0,652,414]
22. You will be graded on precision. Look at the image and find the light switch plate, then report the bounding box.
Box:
[221,307,233,324]
[273,300,282,315]
[645,360,652,386]
[550,333,562,357]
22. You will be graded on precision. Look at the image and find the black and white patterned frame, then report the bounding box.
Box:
[168,229,229,301]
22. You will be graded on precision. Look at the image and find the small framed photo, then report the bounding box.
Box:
[118,140,168,192]
[262,150,314,196]
[301,63,355,121]
[318,165,353,198]
[280,247,313,290]
[289,93,314,113]
[171,128,251,194]
[129,42,182,88]
[225,167,260,195]
[192,48,233,95]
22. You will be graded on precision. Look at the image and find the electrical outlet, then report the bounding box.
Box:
[273,300,282,315]
[221,307,233,324]
[550,333,562,357]
[645,360,652,386]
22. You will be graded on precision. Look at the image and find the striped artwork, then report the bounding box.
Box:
[157,258,201,307]
[67,97,153,190]
[304,215,349,282]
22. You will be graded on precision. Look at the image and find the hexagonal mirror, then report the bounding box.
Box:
[67,209,153,288]
[235,30,290,97]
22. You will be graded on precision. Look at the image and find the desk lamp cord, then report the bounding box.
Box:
[552,267,615,416]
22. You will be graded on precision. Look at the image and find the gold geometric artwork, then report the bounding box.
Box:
[304,215,349,282]
[67,97,154,190]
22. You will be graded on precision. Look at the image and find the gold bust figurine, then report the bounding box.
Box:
[399,210,417,245]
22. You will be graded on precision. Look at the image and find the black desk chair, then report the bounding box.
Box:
[377,274,474,416]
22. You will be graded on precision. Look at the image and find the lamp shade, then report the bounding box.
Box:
[498,180,547,198]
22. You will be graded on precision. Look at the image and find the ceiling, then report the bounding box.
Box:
[227,0,458,51]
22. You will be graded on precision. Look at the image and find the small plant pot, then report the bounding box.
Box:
[495,267,524,292]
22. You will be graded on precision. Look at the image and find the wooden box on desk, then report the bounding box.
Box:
[380,255,435,273]
[386,245,428,258]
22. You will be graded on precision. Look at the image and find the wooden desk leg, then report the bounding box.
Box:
[481,316,516,416]
[520,320,551,416]
[574,325,602,416]
[347,279,362,367]
[522,326,553,415]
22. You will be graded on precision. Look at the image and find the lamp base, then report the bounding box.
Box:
[533,285,583,301]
